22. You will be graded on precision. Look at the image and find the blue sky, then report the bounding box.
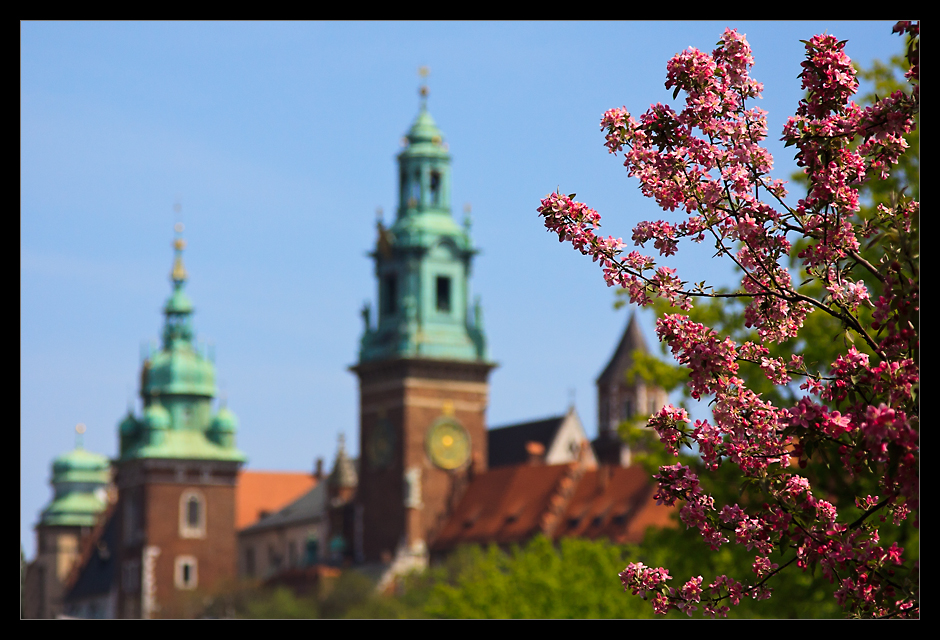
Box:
[21,21,906,559]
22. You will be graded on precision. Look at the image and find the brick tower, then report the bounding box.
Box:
[113,224,246,618]
[352,78,494,570]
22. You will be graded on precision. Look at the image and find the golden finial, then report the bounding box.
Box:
[75,423,86,448]
[171,220,187,284]
[419,66,430,101]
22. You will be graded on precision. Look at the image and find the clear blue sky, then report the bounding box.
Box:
[21,20,905,559]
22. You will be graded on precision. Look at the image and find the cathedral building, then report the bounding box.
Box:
[23,86,674,618]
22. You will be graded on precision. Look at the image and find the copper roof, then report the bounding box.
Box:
[236,470,318,530]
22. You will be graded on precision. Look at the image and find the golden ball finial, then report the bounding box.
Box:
[76,423,87,435]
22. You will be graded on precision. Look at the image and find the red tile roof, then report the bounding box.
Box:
[432,463,676,551]
[236,470,318,530]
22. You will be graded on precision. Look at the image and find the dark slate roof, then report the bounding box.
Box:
[487,415,565,468]
[64,506,118,602]
[239,482,327,535]
[596,312,649,386]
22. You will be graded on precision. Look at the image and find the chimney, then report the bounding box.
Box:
[526,441,546,465]
[599,464,612,493]
[314,457,324,481]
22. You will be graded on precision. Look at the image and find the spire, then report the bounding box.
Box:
[121,220,245,463]
[329,433,358,490]
[162,222,195,350]
[358,77,489,364]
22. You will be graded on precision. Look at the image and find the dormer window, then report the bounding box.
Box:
[436,276,451,313]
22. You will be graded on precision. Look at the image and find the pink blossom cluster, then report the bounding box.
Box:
[539,22,918,618]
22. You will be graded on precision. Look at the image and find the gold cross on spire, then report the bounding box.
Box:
[419,66,430,102]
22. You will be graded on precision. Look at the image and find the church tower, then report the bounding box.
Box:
[23,425,111,618]
[114,224,246,618]
[352,79,494,568]
[595,312,669,467]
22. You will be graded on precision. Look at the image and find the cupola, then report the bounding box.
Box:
[39,424,111,527]
[359,75,488,364]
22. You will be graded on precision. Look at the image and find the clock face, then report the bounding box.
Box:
[367,417,395,469]
[426,418,471,470]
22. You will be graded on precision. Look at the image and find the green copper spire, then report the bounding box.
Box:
[39,424,110,527]
[359,77,487,363]
[119,224,246,463]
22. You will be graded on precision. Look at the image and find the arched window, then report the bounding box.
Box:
[179,489,206,539]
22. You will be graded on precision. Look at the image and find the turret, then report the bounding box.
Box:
[359,81,488,363]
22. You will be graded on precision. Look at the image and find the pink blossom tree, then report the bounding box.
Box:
[538,22,918,618]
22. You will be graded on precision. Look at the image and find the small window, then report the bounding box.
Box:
[383,274,398,316]
[245,547,256,578]
[410,170,421,203]
[430,170,441,205]
[623,399,634,421]
[174,556,198,590]
[436,276,451,313]
[179,489,206,539]
[304,534,319,567]
[122,560,141,594]
[123,495,140,545]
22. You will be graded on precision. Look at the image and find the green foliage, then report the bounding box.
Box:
[244,587,320,619]
[423,537,654,619]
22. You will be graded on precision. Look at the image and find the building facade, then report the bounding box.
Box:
[95,225,246,618]
[352,89,495,571]
[26,87,675,617]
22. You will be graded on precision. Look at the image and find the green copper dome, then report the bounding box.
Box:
[142,402,171,430]
[143,347,216,398]
[51,447,110,485]
[402,106,449,153]
[118,225,245,464]
[40,434,110,527]
[359,90,488,364]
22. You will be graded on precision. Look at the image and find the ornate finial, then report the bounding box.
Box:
[75,423,86,449]
[463,203,472,231]
[418,66,430,105]
[171,219,187,285]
